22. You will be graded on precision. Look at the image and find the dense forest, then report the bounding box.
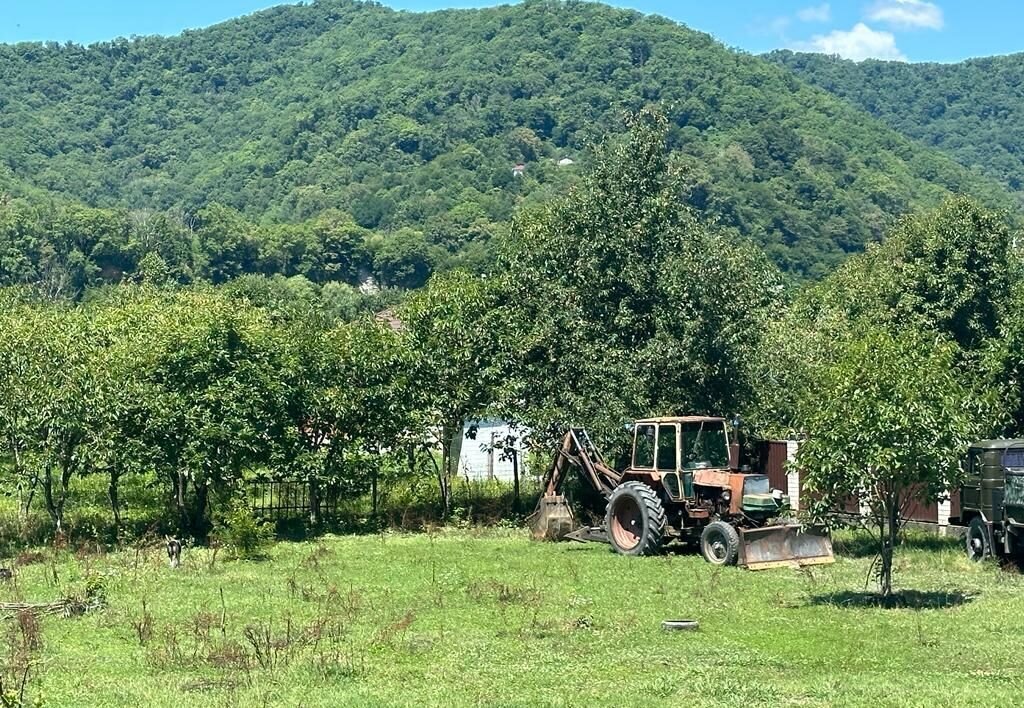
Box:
[2,114,1022,551]
[770,50,1024,199]
[0,0,1020,292]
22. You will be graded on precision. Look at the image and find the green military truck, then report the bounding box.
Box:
[956,439,1024,560]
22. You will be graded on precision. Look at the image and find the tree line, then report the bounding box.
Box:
[0,198,460,300]
[3,111,1024,595]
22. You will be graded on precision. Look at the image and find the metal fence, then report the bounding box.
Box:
[247,480,342,519]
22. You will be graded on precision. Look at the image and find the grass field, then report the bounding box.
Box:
[1,528,1022,707]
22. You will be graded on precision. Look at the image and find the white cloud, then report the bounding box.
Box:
[795,22,907,61]
[797,3,831,23]
[867,0,944,30]
[767,16,792,35]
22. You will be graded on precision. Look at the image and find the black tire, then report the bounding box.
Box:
[966,516,992,561]
[700,520,741,566]
[604,482,666,556]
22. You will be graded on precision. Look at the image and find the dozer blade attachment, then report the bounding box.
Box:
[529,495,575,541]
[738,523,834,570]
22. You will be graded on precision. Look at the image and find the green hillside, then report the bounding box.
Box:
[769,50,1024,200]
[0,0,1018,283]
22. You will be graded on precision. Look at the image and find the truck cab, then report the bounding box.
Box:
[959,439,1024,559]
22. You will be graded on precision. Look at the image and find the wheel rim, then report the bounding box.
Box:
[967,527,985,560]
[705,529,728,563]
[610,496,643,551]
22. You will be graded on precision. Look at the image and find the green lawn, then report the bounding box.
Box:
[2,529,1022,707]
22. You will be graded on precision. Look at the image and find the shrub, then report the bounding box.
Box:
[214,499,274,560]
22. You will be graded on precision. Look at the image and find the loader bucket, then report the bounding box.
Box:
[529,495,575,541]
[738,523,834,570]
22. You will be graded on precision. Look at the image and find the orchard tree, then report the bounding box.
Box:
[132,289,291,536]
[495,108,782,448]
[797,325,975,596]
[0,294,49,517]
[0,298,100,531]
[400,270,500,517]
[87,290,169,533]
[280,315,417,522]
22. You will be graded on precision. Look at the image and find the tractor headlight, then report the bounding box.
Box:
[772,489,784,501]
[722,490,731,502]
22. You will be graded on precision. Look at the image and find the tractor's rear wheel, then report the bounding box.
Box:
[700,521,741,566]
[604,482,666,556]
[966,516,992,561]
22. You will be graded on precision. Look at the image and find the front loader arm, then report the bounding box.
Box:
[543,428,622,498]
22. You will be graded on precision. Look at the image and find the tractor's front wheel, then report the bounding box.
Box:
[966,516,992,561]
[700,521,741,566]
[604,482,666,556]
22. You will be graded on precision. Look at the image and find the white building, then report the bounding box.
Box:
[459,419,531,482]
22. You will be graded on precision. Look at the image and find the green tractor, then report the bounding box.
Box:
[956,439,1024,560]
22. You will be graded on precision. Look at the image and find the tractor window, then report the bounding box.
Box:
[633,425,656,468]
[657,425,677,470]
[680,421,729,469]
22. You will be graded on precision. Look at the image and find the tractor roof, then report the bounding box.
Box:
[634,416,726,425]
[970,439,1024,450]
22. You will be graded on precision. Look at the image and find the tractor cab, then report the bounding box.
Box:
[629,416,787,517]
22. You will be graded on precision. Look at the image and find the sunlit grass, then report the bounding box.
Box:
[1,528,1021,707]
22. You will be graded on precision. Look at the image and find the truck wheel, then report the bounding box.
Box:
[966,517,992,561]
[604,482,666,556]
[700,521,741,566]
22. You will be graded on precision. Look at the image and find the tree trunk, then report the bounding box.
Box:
[437,458,451,520]
[174,470,189,534]
[309,479,320,525]
[20,477,37,519]
[41,441,76,534]
[41,461,61,533]
[188,481,210,539]
[439,420,465,519]
[878,492,900,597]
[108,467,122,533]
[372,471,378,516]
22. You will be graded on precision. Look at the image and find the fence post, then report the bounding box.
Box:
[785,440,801,512]
[512,448,521,512]
[937,497,951,536]
[488,431,496,481]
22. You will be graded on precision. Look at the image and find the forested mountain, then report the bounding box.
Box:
[0,0,1018,287]
[769,50,1024,199]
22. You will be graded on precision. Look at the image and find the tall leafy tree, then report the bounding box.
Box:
[128,289,291,535]
[797,325,975,596]
[0,298,100,531]
[755,196,1016,437]
[400,270,500,517]
[496,109,782,447]
[279,315,417,521]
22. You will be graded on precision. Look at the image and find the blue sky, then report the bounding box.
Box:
[0,0,1019,63]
